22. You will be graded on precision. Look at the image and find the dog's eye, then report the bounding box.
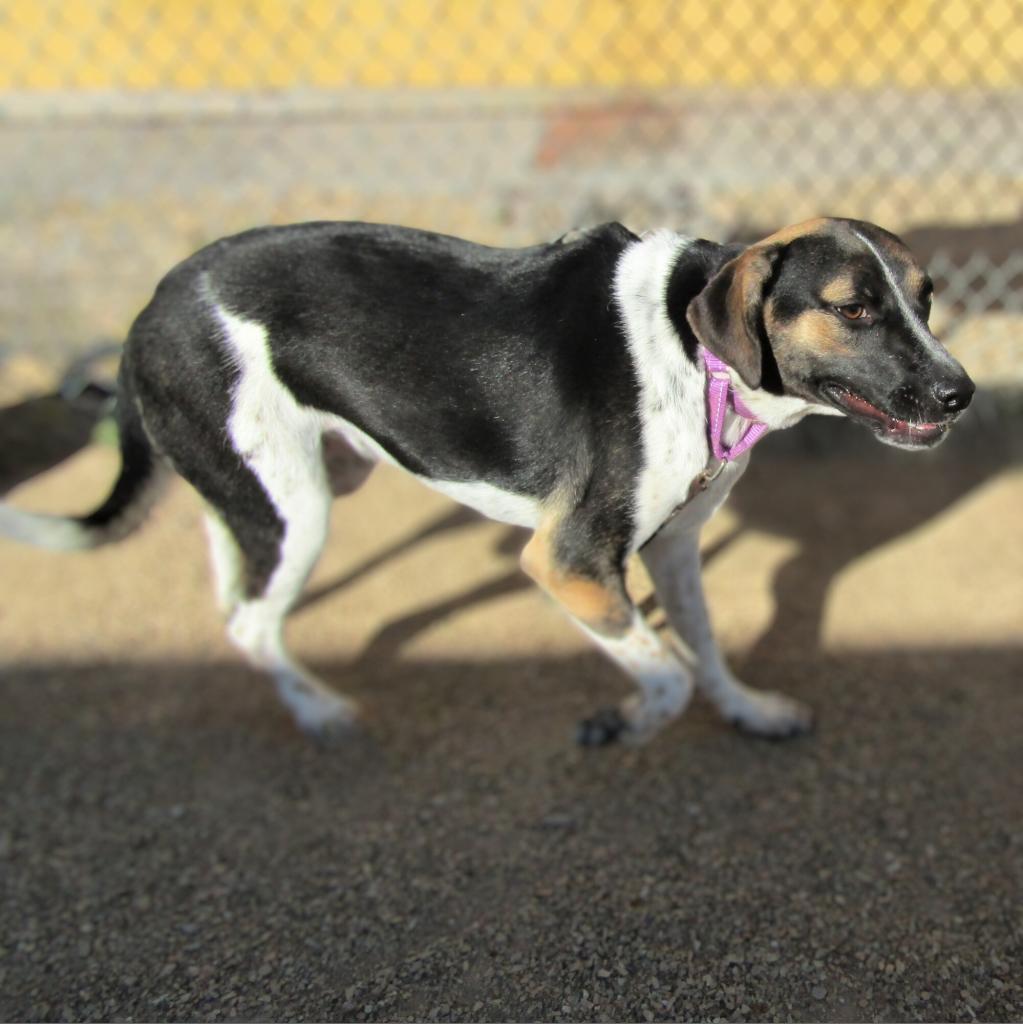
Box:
[837,303,867,320]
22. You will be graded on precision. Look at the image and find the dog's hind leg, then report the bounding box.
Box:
[215,430,362,739]
[166,423,353,736]
[640,527,813,738]
[127,303,366,738]
[204,509,244,615]
[226,515,357,738]
[202,429,375,619]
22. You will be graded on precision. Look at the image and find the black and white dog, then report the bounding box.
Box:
[0,217,974,745]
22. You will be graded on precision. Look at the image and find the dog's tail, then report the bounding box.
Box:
[0,384,167,552]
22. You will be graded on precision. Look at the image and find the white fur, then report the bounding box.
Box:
[732,383,833,428]
[641,523,812,736]
[422,479,540,528]
[612,231,815,739]
[203,508,244,614]
[213,301,358,735]
[582,612,694,743]
[615,232,711,549]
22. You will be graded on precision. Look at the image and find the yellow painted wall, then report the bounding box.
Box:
[1,0,1020,92]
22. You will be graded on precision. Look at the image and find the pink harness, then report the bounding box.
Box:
[699,346,770,462]
[656,347,773,528]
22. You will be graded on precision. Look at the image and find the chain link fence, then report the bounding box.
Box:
[1,0,1021,381]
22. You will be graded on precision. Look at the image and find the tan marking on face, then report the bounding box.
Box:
[872,230,913,261]
[755,217,831,248]
[820,273,858,306]
[900,261,926,297]
[521,521,631,637]
[783,308,851,355]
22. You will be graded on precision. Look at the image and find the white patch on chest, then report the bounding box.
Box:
[615,233,726,548]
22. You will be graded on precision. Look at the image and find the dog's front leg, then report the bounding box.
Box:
[521,522,694,746]
[640,526,813,738]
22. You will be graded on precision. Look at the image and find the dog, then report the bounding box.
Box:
[0,217,975,745]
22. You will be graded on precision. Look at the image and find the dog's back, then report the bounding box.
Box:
[127,220,639,498]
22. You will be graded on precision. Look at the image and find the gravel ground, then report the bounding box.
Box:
[0,370,1021,1022]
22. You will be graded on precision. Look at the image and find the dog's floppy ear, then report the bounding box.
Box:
[686,245,780,390]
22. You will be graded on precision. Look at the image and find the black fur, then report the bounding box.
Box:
[189,221,638,494]
[113,221,666,587]
[124,269,286,596]
[665,238,743,364]
[79,359,156,531]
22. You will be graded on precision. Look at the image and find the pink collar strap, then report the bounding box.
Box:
[699,346,770,462]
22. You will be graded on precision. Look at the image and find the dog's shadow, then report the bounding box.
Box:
[725,411,1015,667]
[297,396,1016,669]
[0,380,1013,671]
[296,504,533,666]
[0,385,111,496]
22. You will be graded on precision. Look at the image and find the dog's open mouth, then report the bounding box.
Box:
[820,384,950,448]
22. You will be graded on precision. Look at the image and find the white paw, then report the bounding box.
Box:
[577,694,680,747]
[278,678,361,742]
[728,689,814,739]
[620,692,680,746]
[301,697,362,744]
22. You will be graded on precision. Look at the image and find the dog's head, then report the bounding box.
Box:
[687,217,975,449]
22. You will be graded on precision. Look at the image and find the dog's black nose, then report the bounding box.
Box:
[933,376,975,413]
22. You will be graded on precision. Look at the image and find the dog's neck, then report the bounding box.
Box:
[658,233,829,433]
[729,375,823,431]
[700,346,770,461]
